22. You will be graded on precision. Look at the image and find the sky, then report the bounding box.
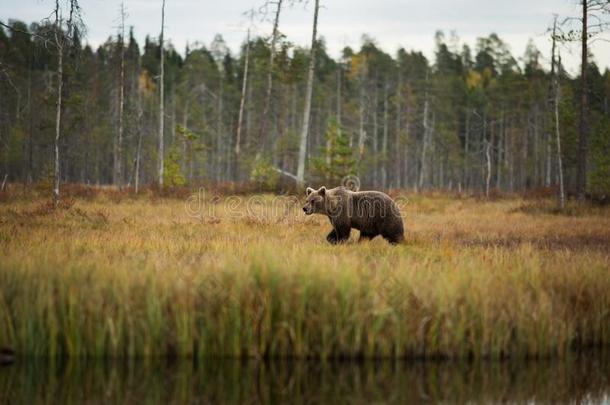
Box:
[2,0,609,75]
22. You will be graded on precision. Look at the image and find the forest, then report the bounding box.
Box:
[0,1,609,200]
[1,1,610,388]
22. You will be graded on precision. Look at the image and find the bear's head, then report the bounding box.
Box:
[303,186,327,215]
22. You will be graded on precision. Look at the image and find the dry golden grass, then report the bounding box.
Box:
[0,190,609,359]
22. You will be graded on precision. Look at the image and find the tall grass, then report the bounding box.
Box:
[0,193,609,359]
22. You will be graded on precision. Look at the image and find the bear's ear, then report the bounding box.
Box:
[306,187,314,196]
[319,186,326,196]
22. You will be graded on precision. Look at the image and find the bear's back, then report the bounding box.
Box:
[349,190,401,229]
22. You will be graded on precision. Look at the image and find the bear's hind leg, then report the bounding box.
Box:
[382,232,404,245]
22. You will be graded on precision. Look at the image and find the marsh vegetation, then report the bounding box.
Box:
[1,187,608,360]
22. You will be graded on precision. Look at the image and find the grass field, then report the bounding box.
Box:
[0,187,609,359]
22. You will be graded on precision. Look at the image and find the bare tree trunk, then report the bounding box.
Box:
[171,90,177,143]
[521,115,528,190]
[485,139,491,198]
[496,112,504,189]
[463,109,470,189]
[336,63,342,126]
[115,3,126,188]
[418,82,429,190]
[545,128,551,187]
[235,30,250,182]
[356,62,366,154]
[394,69,402,189]
[576,0,589,200]
[551,17,566,209]
[53,1,63,207]
[181,102,193,183]
[440,154,444,189]
[554,74,565,210]
[372,81,379,187]
[246,70,253,148]
[381,81,389,189]
[158,0,165,187]
[236,28,250,157]
[296,0,319,187]
[533,108,540,186]
[291,82,297,133]
[27,63,33,183]
[259,0,283,153]
[327,63,341,174]
[325,118,331,176]
[506,120,515,193]
[216,81,223,182]
[404,104,410,188]
[134,89,144,193]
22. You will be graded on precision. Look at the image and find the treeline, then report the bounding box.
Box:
[0,19,609,195]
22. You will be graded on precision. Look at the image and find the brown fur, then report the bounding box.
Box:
[303,186,405,244]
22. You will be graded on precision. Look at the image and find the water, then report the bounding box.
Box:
[1,354,609,404]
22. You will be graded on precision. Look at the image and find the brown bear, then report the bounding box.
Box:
[303,186,405,244]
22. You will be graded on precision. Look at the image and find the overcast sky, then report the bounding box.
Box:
[3,0,609,75]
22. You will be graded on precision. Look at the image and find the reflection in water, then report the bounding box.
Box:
[1,353,609,404]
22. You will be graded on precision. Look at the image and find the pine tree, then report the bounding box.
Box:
[313,119,356,184]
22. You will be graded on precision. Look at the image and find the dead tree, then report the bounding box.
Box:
[52,0,82,206]
[336,62,342,127]
[259,0,283,153]
[554,57,565,210]
[134,86,144,194]
[296,0,320,187]
[551,16,565,209]
[115,2,126,188]
[158,0,166,187]
[381,81,389,189]
[356,59,367,165]
[418,73,430,190]
[394,67,402,189]
[52,2,63,206]
[236,13,253,158]
[485,139,492,198]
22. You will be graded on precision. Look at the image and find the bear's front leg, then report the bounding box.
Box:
[358,232,378,242]
[328,226,350,244]
[326,229,338,244]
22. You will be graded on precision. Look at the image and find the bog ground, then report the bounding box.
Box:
[0,190,609,359]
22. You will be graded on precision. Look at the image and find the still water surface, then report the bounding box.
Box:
[1,353,609,404]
